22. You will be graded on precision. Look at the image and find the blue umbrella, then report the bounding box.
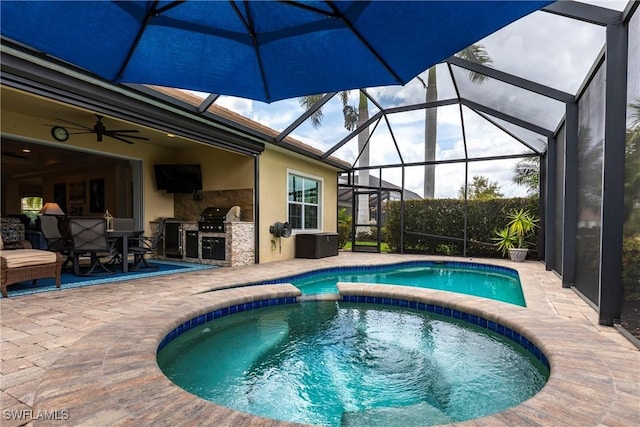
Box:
[0,1,550,102]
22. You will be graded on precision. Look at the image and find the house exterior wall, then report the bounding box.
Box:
[2,94,339,265]
[258,146,338,263]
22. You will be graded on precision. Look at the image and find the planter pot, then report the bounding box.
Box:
[508,248,528,262]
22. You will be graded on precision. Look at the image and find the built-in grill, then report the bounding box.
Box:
[198,207,228,232]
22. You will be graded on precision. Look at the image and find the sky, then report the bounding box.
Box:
[194,1,628,199]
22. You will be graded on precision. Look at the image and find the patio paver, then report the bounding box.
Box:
[1,252,639,426]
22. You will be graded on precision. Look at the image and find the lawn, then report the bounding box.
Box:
[342,241,391,252]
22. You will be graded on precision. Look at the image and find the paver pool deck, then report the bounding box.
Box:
[1,252,639,426]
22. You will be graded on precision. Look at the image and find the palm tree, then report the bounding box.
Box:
[513,157,540,196]
[421,45,492,199]
[299,90,370,230]
[298,44,491,223]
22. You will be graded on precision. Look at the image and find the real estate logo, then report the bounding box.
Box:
[3,409,69,421]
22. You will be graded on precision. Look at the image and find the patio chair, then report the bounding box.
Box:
[128,219,165,271]
[68,217,115,276]
[39,215,73,270]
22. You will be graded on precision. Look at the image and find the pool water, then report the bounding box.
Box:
[157,302,548,427]
[263,262,525,306]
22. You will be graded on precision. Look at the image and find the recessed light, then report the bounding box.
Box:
[167,133,176,138]
[22,148,31,153]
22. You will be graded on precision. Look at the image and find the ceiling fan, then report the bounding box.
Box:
[55,114,150,145]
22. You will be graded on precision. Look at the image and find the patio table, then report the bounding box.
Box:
[107,229,143,273]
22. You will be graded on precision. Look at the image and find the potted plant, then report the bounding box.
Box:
[494,208,539,262]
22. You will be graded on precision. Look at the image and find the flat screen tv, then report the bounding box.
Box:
[154,164,203,193]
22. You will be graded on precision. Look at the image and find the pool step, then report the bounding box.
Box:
[341,401,452,427]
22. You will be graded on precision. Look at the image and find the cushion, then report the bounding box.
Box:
[0,249,57,268]
[1,217,26,242]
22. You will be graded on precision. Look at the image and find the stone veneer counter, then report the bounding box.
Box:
[151,221,254,267]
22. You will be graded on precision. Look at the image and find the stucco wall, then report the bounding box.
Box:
[258,146,338,263]
[172,144,254,190]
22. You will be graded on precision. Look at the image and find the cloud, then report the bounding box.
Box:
[216,96,254,116]
[478,10,605,94]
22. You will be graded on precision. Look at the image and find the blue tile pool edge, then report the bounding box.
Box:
[340,294,550,371]
[156,294,549,374]
[157,296,298,353]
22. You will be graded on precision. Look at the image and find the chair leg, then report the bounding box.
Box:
[77,254,114,276]
[73,254,81,275]
[141,257,158,270]
[105,253,122,266]
[130,253,158,271]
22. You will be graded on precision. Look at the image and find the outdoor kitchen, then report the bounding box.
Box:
[150,189,255,267]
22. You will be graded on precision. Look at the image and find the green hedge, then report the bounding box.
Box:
[338,223,351,248]
[383,197,539,257]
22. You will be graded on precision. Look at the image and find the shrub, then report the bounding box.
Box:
[384,197,539,257]
[338,223,350,248]
[337,207,352,249]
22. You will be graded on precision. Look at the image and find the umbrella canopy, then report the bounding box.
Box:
[1,1,551,103]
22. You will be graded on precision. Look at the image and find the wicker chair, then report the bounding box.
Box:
[0,238,63,297]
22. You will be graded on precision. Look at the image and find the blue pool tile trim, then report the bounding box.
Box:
[157,296,297,353]
[250,260,520,288]
[341,294,550,371]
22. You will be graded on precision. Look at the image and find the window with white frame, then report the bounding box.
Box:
[288,172,321,231]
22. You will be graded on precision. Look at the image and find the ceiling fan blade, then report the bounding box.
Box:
[43,123,88,131]
[106,133,150,141]
[56,114,149,144]
[105,133,135,144]
[55,118,92,130]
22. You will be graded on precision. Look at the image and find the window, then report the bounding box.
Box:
[21,196,43,225]
[288,172,321,231]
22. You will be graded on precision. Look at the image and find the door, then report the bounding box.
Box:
[352,189,381,253]
[164,222,182,258]
[185,231,199,258]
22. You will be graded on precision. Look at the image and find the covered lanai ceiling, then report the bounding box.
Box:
[1,1,633,198]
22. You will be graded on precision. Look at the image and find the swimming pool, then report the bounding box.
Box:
[259,261,525,306]
[158,300,549,427]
